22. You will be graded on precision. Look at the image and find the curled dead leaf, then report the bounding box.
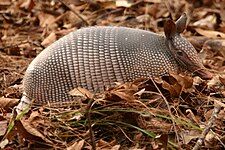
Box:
[159,73,193,97]
[205,131,217,148]
[180,130,200,144]
[38,12,57,28]
[67,139,84,150]
[116,0,132,8]
[204,39,225,57]
[107,82,140,102]
[170,72,193,89]
[193,15,217,29]
[20,117,52,144]
[219,76,225,86]
[110,90,136,102]
[0,120,8,136]
[19,0,35,11]
[161,80,181,97]
[69,87,94,99]
[0,97,19,109]
[195,28,225,38]
[41,32,57,47]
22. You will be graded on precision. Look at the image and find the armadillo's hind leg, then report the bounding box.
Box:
[15,94,32,115]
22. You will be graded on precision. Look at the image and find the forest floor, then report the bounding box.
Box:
[0,0,225,149]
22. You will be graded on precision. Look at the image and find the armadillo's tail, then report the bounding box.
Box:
[15,93,32,116]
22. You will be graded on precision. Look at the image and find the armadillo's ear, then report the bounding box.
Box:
[175,13,187,33]
[164,19,176,39]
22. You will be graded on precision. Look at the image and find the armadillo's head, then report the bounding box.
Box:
[164,13,212,80]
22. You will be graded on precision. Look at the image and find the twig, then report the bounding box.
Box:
[57,0,89,26]
[86,98,96,150]
[192,105,221,150]
[150,77,181,147]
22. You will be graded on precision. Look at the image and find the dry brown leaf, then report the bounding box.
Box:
[195,28,225,38]
[0,139,9,149]
[145,0,162,3]
[99,1,116,9]
[207,75,221,88]
[204,39,225,57]
[62,0,85,5]
[193,15,217,29]
[69,87,94,99]
[41,32,56,47]
[0,120,8,136]
[111,90,136,101]
[161,79,182,97]
[20,118,52,144]
[159,73,193,97]
[96,139,117,149]
[180,130,200,144]
[170,73,193,89]
[204,109,213,122]
[19,0,35,10]
[219,76,225,86]
[0,97,19,109]
[116,0,132,7]
[214,99,225,108]
[0,0,11,5]
[67,139,84,150]
[38,12,57,28]
[110,145,120,150]
[134,88,145,96]
[205,131,217,148]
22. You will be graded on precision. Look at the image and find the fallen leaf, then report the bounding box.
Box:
[41,32,56,47]
[180,130,200,144]
[69,87,94,99]
[38,12,57,28]
[193,15,217,29]
[0,97,19,109]
[116,0,132,7]
[96,139,117,149]
[0,139,9,149]
[110,90,136,101]
[170,72,193,89]
[110,145,120,150]
[219,76,225,86]
[195,28,225,38]
[205,131,217,148]
[188,36,210,52]
[145,0,162,3]
[0,0,11,5]
[19,0,35,11]
[0,120,8,136]
[20,118,52,144]
[161,76,182,97]
[67,139,84,150]
[204,39,225,57]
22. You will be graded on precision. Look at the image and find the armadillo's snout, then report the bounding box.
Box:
[194,68,213,80]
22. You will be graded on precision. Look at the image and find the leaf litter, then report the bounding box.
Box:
[0,0,225,149]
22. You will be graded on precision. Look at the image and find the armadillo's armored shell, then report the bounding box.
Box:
[23,27,179,104]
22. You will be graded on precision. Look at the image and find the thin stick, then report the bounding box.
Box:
[58,0,89,26]
[192,105,221,150]
[150,77,181,147]
[85,98,96,150]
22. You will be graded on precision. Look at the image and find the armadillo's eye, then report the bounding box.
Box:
[177,51,183,56]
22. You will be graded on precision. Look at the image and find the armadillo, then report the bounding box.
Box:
[16,13,212,113]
